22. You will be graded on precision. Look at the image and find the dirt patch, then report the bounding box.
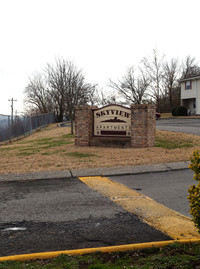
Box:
[0,124,199,175]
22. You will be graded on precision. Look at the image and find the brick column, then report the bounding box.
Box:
[131,104,156,148]
[75,106,97,146]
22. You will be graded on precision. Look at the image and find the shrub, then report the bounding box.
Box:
[188,149,200,233]
[172,107,177,116]
[176,106,187,116]
[171,106,187,116]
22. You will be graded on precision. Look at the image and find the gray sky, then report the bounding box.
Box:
[0,0,199,115]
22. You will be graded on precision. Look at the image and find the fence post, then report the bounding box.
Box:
[23,116,26,136]
[8,116,11,142]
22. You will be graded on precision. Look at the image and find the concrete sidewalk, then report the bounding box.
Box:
[0,161,190,182]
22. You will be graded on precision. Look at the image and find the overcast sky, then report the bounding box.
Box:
[0,0,200,115]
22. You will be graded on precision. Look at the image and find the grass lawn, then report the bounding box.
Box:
[0,242,200,268]
[0,123,200,174]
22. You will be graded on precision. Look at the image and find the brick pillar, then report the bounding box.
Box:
[75,106,97,146]
[131,104,156,148]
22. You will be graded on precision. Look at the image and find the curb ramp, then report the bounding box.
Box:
[79,176,200,240]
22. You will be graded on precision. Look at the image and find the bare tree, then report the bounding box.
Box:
[45,58,95,134]
[141,49,165,112]
[46,58,68,122]
[181,56,200,79]
[24,58,96,134]
[90,86,120,107]
[163,58,180,110]
[108,66,150,105]
[24,73,52,114]
[64,61,94,134]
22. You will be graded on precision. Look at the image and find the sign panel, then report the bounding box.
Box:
[93,105,131,137]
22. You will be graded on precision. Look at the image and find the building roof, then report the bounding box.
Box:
[180,74,200,82]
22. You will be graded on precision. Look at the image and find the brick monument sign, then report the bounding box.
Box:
[75,104,156,148]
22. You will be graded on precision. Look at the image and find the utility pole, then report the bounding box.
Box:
[8,98,17,127]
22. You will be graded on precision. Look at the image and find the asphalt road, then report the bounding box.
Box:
[156,118,200,135]
[0,177,170,257]
[0,169,195,257]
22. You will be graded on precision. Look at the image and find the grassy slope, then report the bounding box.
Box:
[0,123,200,174]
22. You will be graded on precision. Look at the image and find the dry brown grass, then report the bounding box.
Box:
[0,123,199,175]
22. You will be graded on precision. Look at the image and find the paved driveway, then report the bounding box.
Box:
[0,169,198,257]
[0,177,170,257]
[156,118,200,135]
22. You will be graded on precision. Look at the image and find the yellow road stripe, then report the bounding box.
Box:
[79,176,200,240]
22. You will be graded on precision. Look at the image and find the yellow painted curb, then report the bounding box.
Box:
[0,239,200,262]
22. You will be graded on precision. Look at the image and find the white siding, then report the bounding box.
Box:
[181,81,196,99]
[196,80,200,114]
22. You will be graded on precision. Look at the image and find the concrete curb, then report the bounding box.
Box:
[0,161,190,182]
[0,239,199,261]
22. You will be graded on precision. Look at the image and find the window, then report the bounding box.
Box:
[185,81,192,90]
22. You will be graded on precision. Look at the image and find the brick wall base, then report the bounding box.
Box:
[75,104,155,148]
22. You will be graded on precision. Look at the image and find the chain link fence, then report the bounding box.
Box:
[0,112,56,143]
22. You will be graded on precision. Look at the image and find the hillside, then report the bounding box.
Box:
[0,123,199,175]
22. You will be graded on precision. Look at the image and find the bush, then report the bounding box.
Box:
[172,107,177,116]
[176,106,187,116]
[172,106,187,116]
[188,149,200,233]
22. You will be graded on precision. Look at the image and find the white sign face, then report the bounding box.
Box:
[93,105,131,137]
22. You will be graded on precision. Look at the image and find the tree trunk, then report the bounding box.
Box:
[169,87,173,110]
[70,114,74,135]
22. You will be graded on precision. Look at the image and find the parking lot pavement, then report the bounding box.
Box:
[0,177,171,256]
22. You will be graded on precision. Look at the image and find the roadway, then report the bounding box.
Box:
[0,168,196,257]
[156,118,200,135]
